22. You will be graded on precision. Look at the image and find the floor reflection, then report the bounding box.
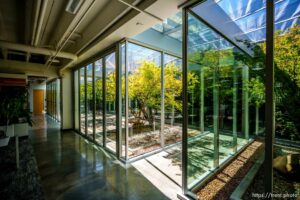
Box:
[29,115,168,200]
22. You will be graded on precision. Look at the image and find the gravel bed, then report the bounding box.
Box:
[195,140,264,200]
[244,146,300,200]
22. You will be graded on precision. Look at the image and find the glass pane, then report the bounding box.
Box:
[163,54,183,146]
[57,79,61,121]
[95,59,103,145]
[74,70,79,131]
[87,64,94,139]
[186,10,254,190]
[126,42,161,158]
[187,13,217,187]
[46,79,60,122]
[105,52,116,152]
[80,67,86,135]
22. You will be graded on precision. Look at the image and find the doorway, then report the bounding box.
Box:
[33,89,45,114]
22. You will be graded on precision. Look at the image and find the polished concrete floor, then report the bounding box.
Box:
[29,115,168,200]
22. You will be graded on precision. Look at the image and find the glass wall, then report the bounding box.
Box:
[74,50,117,152]
[120,42,182,159]
[182,0,300,197]
[73,42,182,160]
[184,6,255,192]
[124,42,162,158]
[46,79,61,121]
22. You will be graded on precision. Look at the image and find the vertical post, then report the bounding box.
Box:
[200,67,205,133]
[265,0,274,195]
[102,59,106,147]
[78,70,81,133]
[232,65,238,153]
[92,62,96,141]
[243,66,249,140]
[116,43,122,159]
[213,65,219,168]
[182,8,188,194]
[125,41,129,160]
[161,52,165,148]
[84,66,87,136]
[255,105,259,135]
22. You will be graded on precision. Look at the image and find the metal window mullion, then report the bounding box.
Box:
[125,40,129,160]
[102,58,106,147]
[182,8,188,195]
[78,70,81,134]
[242,66,249,140]
[265,0,275,194]
[213,65,219,168]
[116,44,122,159]
[232,65,238,153]
[85,67,88,136]
[200,67,205,132]
[93,62,96,141]
[161,52,165,148]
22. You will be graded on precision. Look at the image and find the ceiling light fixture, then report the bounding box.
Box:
[65,0,84,14]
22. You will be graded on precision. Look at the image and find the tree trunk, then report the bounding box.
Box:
[255,105,259,135]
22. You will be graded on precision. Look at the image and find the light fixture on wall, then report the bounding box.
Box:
[65,0,84,14]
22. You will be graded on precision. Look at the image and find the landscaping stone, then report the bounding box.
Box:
[0,138,44,200]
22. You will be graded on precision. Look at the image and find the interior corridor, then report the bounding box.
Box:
[29,115,169,200]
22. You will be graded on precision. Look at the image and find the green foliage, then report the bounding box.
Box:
[95,78,103,101]
[274,25,300,87]
[275,110,299,141]
[127,60,185,123]
[128,61,161,112]
[234,24,300,140]
[0,87,32,127]
[106,72,116,102]
[248,77,265,107]
[165,62,183,112]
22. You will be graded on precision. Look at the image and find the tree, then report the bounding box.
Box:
[128,60,197,128]
[248,77,265,135]
[128,61,161,125]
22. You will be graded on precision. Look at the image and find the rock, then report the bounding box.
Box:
[273,154,300,178]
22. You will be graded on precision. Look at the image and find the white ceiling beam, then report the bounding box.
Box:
[34,0,49,46]
[0,41,77,60]
[31,0,42,46]
[0,59,58,78]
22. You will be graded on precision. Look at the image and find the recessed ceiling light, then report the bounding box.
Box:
[65,0,84,14]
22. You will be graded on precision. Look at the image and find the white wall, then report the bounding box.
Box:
[61,69,73,130]
[28,83,46,113]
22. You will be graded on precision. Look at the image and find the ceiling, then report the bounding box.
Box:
[0,0,185,78]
